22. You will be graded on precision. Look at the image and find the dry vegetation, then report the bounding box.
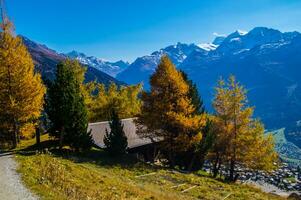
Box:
[15,135,283,200]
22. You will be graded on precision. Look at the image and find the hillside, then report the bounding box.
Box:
[15,135,283,200]
[269,129,301,166]
[20,36,123,86]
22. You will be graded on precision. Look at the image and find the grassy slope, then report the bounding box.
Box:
[15,135,283,200]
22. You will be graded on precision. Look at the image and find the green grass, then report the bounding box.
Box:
[15,135,284,200]
[285,177,297,183]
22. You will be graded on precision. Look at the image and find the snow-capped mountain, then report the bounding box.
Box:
[20,28,301,162]
[66,51,129,77]
[180,27,301,139]
[117,27,301,149]
[117,42,205,85]
[197,43,218,51]
[212,35,226,45]
[20,28,301,151]
[215,27,299,56]
[20,36,123,86]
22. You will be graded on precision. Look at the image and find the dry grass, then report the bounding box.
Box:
[15,135,284,200]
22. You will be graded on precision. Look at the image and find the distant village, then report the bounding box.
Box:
[204,162,301,195]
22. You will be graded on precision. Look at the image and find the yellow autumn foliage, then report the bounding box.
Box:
[137,55,206,153]
[88,83,142,122]
[20,123,36,139]
[0,22,46,146]
[211,76,277,180]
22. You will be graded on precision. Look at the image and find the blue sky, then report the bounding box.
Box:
[7,0,301,62]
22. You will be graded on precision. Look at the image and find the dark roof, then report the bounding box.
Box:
[88,118,154,149]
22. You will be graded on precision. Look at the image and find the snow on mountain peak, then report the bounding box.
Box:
[236,29,248,35]
[197,43,218,51]
[66,51,129,77]
[214,27,301,55]
[213,32,226,37]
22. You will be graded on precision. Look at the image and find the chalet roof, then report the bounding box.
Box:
[88,118,154,149]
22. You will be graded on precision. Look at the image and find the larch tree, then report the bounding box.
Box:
[211,76,277,181]
[0,22,45,147]
[45,59,92,151]
[136,55,206,167]
[174,70,209,171]
[88,83,142,122]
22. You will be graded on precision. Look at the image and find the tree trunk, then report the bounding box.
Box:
[35,126,40,148]
[234,174,239,182]
[153,146,160,161]
[168,137,175,168]
[230,105,238,182]
[188,153,196,171]
[12,130,17,149]
[59,127,64,150]
[199,153,206,170]
[12,121,18,148]
[16,127,20,144]
[213,153,220,178]
[169,151,175,168]
[229,158,235,182]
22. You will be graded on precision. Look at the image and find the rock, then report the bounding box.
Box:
[288,193,301,200]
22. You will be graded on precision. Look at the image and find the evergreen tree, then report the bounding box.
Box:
[211,76,277,181]
[45,60,92,151]
[180,70,205,115]
[187,118,215,171]
[172,70,208,170]
[103,109,128,155]
[136,55,206,167]
[0,22,45,147]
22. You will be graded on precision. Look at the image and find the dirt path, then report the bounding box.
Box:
[0,152,37,200]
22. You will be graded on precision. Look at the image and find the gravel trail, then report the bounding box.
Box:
[0,152,37,200]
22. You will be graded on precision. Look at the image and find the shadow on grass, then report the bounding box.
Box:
[16,138,159,172]
[4,137,224,184]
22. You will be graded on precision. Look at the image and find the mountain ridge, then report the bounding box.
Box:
[116,27,301,152]
[66,51,129,77]
[20,35,123,86]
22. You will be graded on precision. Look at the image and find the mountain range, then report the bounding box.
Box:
[20,36,123,86]
[20,27,301,164]
[66,51,129,77]
[116,27,301,147]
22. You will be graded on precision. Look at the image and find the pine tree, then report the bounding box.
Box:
[45,59,92,151]
[180,70,205,115]
[171,70,208,170]
[0,22,45,147]
[136,55,206,167]
[211,76,277,181]
[103,109,128,155]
